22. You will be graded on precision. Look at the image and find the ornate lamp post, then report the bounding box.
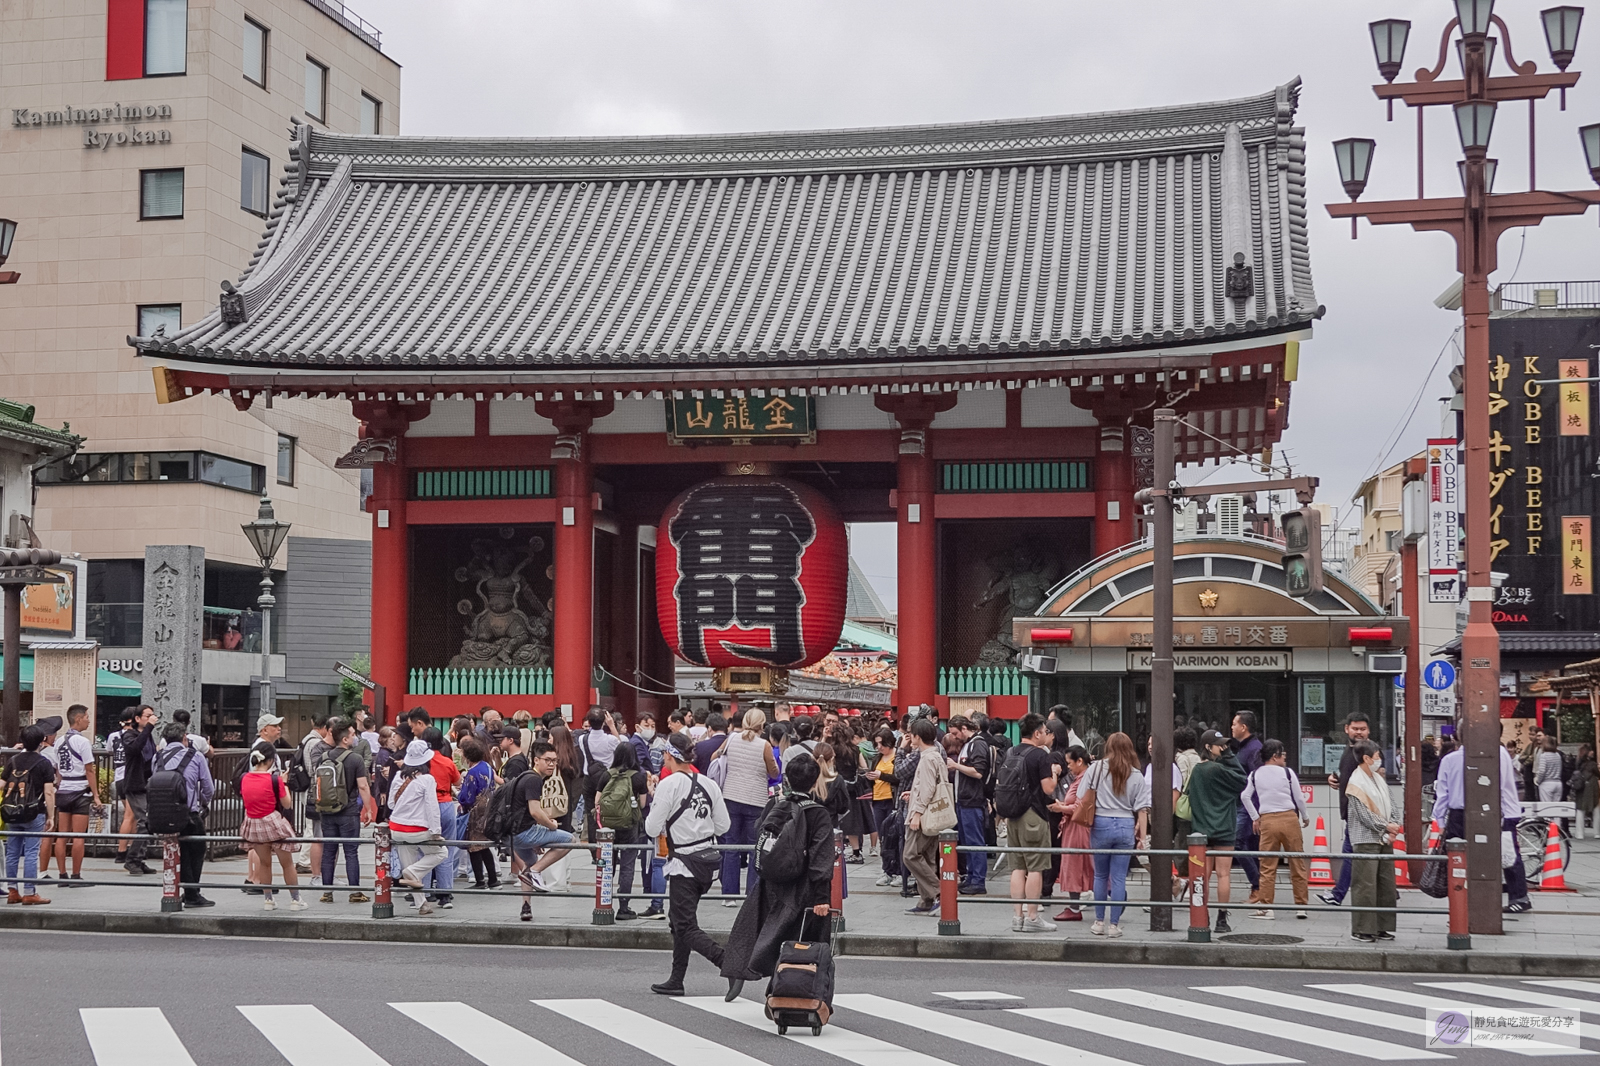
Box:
[241,494,290,719]
[1328,0,1600,935]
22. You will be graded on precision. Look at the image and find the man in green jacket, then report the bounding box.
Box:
[1186,730,1248,934]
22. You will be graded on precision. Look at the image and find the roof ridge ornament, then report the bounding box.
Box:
[219,280,246,327]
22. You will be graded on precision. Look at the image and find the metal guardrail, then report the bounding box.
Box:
[1494,280,1600,311]
[303,0,383,50]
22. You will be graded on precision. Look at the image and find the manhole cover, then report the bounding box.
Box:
[933,1000,1013,1010]
[1217,933,1304,946]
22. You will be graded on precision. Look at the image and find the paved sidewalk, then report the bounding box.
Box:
[7,835,1600,972]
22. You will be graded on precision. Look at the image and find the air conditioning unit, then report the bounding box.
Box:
[1174,499,1200,537]
[1018,653,1058,674]
[1215,494,1245,537]
[1367,653,1406,674]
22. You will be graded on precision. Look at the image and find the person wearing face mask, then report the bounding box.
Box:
[1345,740,1402,943]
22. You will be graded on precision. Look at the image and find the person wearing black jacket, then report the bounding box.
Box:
[1229,711,1265,903]
[116,705,158,876]
[946,715,991,894]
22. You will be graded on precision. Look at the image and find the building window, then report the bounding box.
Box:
[304,57,328,122]
[241,147,270,215]
[37,451,265,494]
[140,169,184,219]
[137,304,181,337]
[359,93,381,135]
[277,434,295,484]
[144,0,187,75]
[243,18,268,87]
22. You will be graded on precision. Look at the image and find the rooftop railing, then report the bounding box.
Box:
[1493,281,1600,311]
[304,0,383,51]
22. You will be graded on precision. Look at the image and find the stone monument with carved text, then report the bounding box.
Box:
[140,546,203,726]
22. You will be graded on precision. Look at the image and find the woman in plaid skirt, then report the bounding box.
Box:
[239,747,305,910]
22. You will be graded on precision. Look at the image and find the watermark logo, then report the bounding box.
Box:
[1425,1006,1580,1049]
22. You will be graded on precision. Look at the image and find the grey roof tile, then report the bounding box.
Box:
[137,81,1318,374]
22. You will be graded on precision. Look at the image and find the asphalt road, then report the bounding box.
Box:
[0,930,1588,1065]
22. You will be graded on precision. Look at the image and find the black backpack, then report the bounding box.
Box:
[1,758,47,824]
[286,741,315,794]
[483,771,529,843]
[147,749,197,834]
[992,745,1033,820]
[753,793,818,884]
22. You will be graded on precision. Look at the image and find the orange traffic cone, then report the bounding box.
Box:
[1538,821,1574,892]
[1424,819,1442,852]
[1392,828,1415,888]
[1309,816,1334,886]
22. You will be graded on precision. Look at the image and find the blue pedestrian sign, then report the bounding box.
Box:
[1423,659,1456,691]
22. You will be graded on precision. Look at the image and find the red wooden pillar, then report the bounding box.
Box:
[878,394,954,711]
[540,399,612,723]
[354,401,426,725]
[1094,424,1134,557]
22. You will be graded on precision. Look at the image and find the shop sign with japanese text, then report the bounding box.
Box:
[1426,439,1460,602]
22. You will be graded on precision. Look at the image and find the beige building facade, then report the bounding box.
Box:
[0,0,398,735]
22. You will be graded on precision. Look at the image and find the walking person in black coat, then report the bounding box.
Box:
[720,753,835,1002]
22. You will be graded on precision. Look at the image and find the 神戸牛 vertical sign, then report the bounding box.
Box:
[1564,516,1592,595]
[1426,439,1461,602]
[1560,358,1591,437]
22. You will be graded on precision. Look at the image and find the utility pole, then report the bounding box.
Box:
[1147,408,1177,933]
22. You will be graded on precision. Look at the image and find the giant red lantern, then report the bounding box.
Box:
[656,476,847,670]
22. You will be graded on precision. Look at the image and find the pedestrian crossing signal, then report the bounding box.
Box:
[1280,509,1323,598]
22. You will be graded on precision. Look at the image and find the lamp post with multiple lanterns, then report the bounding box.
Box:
[1328,0,1600,935]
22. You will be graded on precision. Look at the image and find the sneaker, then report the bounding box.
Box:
[417,901,436,916]
[1505,899,1533,914]
[722,899,739,908]
[1317,892,1342,907]
[1214,910,1232,934]
[1090,920,1106,936]
[615,908,638,922]
[527,872,549,894]
[905,902,938,916]
[439,900,454,910]
[1375,931,1395,941]
[520,901,532,922]
[319,892,335,904]
[349,892,371,904]
[263,898,276,911]
[1249,909,1274,921]
[1106,923,1124,939]
[958,884,986,895]
[1351,932,1376,943]
[643,906,667,920]
[136,862,156,875]
[1011,916,1025,932]
[124,862,143,877]
[1021,917,1057,933]
[183,895,216,908]
[846,851,865,865]
[874,873,894,887]
[1296,910,1309,919]
[294,861,312,874]
[1055,908,1083,922]
[289,899,308,911]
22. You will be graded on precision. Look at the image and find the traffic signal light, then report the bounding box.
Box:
[1280,508,1323,597]
[0,548,61,569]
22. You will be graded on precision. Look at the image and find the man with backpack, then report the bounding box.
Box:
[993,712,1059,933]
[148,723,216,908]
[314,720,375,904]
[3,724,58,904]
[946,715,991,895]
[646,731,731,996]
[576,707,620,843]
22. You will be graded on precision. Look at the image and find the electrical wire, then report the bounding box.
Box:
[596,664,683,698]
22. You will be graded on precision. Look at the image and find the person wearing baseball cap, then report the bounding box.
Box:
[1185,729,1248,934]
[644,730,730,996]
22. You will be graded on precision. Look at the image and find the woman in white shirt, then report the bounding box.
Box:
[388,740,446,916]
[1241,739,1311,920]
[715,709,779,903]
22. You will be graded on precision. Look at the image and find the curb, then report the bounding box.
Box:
[4,909,1599,976]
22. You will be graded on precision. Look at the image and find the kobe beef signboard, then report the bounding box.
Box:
[666,395,816,444]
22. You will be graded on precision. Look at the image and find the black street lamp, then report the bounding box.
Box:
[241,494,290,718]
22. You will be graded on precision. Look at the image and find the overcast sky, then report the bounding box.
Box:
[366,0,1599,608]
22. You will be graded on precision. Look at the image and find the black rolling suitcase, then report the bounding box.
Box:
[764,913,834,1035]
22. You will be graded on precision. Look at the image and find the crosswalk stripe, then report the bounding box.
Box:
[237,1005,390,1066]
[682,996,961,1066]
[1200,986,1589,1058]
[392,1001,587,1066]
[834,993,1144,1066]
[80,1009,197,1066]
[1011,1006,1300,1065]
[1308,986,1589,1058]
[1529,982,1600,1000]
[538,998,769,1066]
[1074,989,1449,1062]
[1418,983,1600,1040]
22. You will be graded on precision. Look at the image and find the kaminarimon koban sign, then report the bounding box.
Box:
[1127,649,1293,672]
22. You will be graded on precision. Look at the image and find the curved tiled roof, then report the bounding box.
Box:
[136,81,1318,376]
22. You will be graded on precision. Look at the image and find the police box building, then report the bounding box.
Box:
[130,80,1345,741]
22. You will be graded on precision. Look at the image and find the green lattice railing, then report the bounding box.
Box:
[940,460,1090,493]
[937,665,1031,696]
[408,666,553,695]
[413,468,552,500]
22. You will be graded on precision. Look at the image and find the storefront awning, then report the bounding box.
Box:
[0,655,143,697]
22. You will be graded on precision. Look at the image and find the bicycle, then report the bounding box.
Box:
[1518,813,1572,885]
